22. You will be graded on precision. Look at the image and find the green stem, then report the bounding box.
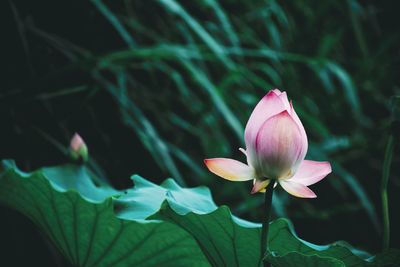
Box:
[261,181,274,267]
[381,134,394,250]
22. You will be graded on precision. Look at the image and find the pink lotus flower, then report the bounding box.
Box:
[204,89,331,198]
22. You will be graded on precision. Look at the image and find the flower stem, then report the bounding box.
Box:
[381,134,395,250]
[260,181,274,267]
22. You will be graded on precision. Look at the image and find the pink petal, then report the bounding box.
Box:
[244,90,286,149]
[276,90,291,111]
[70,133,85,151]
[251,179,270,194]
[289,102,308,159]
[279,180,317,198]
[272,88,282,94]
[255,110,306,179]
[244,90,287,170]
[204,158,254,181]
[290,160,331,186]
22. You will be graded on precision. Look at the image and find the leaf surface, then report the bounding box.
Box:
[0,160,398,267]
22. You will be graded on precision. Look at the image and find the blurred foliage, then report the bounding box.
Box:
[1,0,400,261]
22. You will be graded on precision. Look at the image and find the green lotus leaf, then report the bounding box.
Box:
[0,161,209,267]
[0,160,399,267]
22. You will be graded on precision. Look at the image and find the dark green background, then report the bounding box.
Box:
[1,0,400,266]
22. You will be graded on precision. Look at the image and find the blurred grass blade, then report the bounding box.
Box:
[90,0,136,48]
[181,59,243,140]
[157,0,235,69]
[308,144,379,231]
[381,134,394,250]
[34,85,88,100]
[380,96,400,250]
[203,0,241,50]
[325,62,361,118]
[333,163,379,231]
[347,0,369,58]
[26,23,90,61]
[9,0,34,75]
[92,70,186,186]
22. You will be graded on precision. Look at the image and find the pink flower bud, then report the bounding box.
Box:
[245,90,308,181]
[70,133,88,162]
[205,89,331,198]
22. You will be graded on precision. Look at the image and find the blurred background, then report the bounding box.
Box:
[1,0,400,265]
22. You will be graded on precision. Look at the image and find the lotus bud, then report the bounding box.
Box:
[70,133,88,162]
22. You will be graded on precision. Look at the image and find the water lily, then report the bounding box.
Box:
[204,89,331,198]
